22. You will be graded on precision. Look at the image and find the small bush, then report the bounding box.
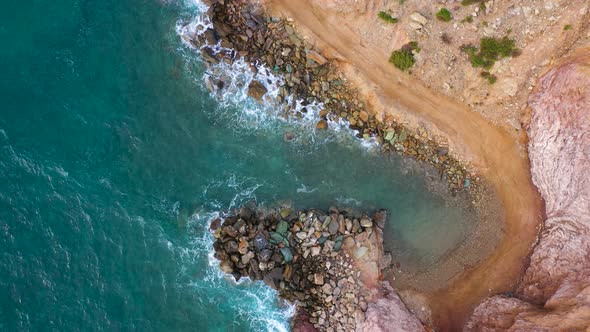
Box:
[462,36,518,70]
[390,50,415,71]
[461,16,474,23]
[436,8,453,22]
[564,24,573,30]
[378,11,398,24]
[480,71,497,84]
[389,42,420,71]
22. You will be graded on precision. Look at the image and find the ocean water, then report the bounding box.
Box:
[0,0,476,331]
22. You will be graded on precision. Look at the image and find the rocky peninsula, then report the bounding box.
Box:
[211,205,426,331]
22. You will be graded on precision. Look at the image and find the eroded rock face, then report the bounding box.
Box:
[466,50,590,330]
[358,281,425,332]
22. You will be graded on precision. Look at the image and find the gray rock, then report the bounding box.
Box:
[345,219,352,232]
[311,246,321,257]
[258,249,272,262]
[224,240,239,253]
[328,219,339,235]
[296,231,308,240]
[269,267,284,281]
[239,206,253,220]
[254,233,267,251]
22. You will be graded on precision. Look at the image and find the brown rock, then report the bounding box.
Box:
[238,239,249,255]
[209,218,222,231]
[359,110,369,122]
[316,119,328,130]
[313,273,325,285]
[223,225,238,238]
[241,251,255,265]
[247,80,267,101]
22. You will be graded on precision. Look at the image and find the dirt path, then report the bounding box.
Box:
[265,1,544,330]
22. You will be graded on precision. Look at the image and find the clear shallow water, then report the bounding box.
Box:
[0,0,474,331]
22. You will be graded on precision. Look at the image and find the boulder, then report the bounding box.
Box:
[201,47,219,64]
[328,218,339,235]
[306,50,328,65]
[247,80,267,101]
[410,12,428,26]
[316,119,328,130]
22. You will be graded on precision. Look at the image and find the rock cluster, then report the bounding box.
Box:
[211,206,387,331]
[182,0,477,193]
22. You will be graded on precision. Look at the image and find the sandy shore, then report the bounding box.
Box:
[264,0,544,329]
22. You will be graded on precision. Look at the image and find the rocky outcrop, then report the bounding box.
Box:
[466,50,590,330]
[358,281,425,332]
[211,205,426,331]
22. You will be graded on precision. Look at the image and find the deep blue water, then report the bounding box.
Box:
[0,1,475,330]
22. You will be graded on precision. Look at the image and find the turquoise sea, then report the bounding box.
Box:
[0,1,476,330]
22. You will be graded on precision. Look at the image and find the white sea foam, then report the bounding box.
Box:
[174,6,379,153]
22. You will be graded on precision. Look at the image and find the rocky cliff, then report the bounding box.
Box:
[466,50,590,331]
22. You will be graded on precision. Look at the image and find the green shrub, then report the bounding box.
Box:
[389,42,420,71]
[389,50,415,71]
[480,71,497,84]
[378,11,398,23]
[564,24,573,30]
[461,16,474,23]
[436,8,453,22]
[462,36,518,70]
[407,41,421,53]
